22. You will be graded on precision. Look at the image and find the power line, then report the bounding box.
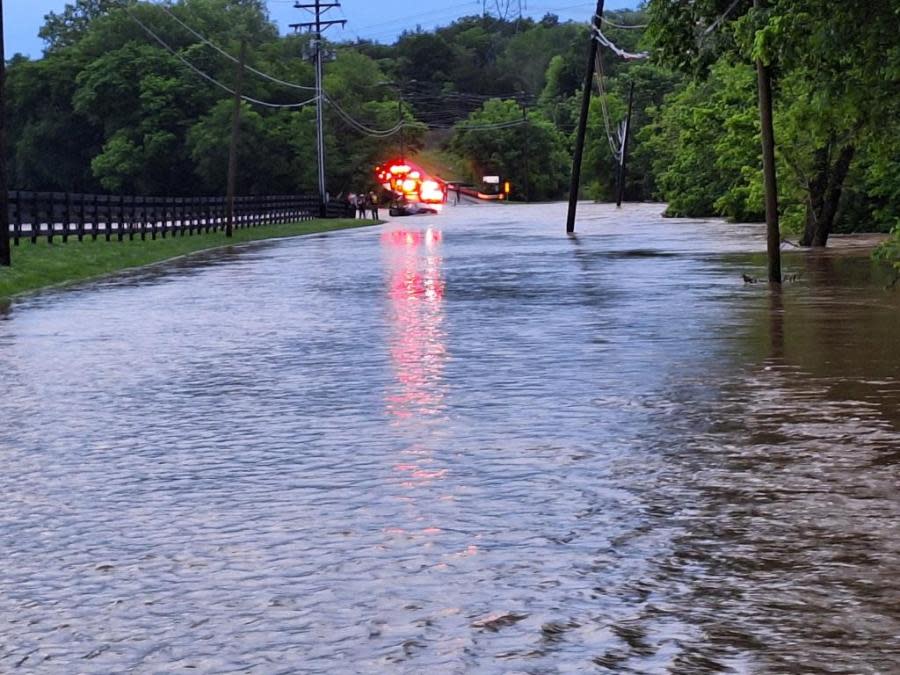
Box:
[157,4,317,91]
[127,9,319,109]
[702,0,744,37]
[454,116,528,130]
[135,6,534,135]
[325,93,405,136]
[325,90,528,135]
[600,15,647,29]
[593,47,620,157]
[592,23,650,60]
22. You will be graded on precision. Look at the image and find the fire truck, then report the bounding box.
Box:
[374,160,447,216]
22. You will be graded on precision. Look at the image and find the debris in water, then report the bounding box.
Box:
[471,612,528,632]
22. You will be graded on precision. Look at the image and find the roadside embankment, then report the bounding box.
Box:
[0,219,378,301]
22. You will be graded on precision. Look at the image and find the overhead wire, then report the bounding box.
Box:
[126,9,319,109]
[600,16,648,30]
[324,93,405,136]
[702,0,745,37]
[144,4,526,134]
[586,0,745,160]
[454,118,528,131]
[592,23,650,60]
[593,47,620,158]
[157,4,317,91]
[128,2,687,139]
[325,90,528,135]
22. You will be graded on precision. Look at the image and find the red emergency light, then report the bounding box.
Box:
[375,160,448,205]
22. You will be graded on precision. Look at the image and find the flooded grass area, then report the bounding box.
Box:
[0,202,897,672]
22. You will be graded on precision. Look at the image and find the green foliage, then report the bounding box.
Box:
[874,225,900,273]
[9,2,667,202]
[7,0,406,197]
[639,60,762,220]
[7,0,897,232]
[644,0,899,240]
[451,99,569,201]
[498,23,582,96]
[40,0,123,51]
[583,62,684,201]
[859,135,900,233]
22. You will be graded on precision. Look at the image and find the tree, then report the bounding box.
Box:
[40,0,123,51]
[584,61,683,202]
[759,0,899,245]
[451,99,569,201]
[6,53,103,191]
[639,60,763,220]
[645,0,900,244]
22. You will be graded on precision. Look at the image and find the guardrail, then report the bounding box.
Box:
[5,191,356,245]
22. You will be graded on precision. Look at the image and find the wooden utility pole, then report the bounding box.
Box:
[398,99,405,162]
[226,40,247,239]
[0,0,10,267]
[566,0,604,233]
[522,100,530,202]
[616,80,635,208]
[754,0,781,284]
[292,1,346,218]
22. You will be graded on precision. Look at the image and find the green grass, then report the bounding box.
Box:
[0,218,377,301]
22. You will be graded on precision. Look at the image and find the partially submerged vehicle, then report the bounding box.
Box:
[388,199,440,217]
[375,160,448,216]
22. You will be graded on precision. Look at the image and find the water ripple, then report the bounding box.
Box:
[0,203,897,673]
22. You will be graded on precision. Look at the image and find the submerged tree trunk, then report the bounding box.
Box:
[800,143,856,248]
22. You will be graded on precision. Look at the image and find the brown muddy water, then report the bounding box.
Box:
[0,202,898,673]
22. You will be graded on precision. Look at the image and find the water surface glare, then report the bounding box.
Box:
[1,202,898,673]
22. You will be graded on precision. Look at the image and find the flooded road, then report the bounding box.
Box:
[1,202,898,673]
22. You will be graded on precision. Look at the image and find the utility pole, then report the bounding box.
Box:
[0,0,10,267]
[398,99,404,162]
[226,40,247,239]
[754,0,781,284]
[292,1,346,218]
[616,80,635,208]
[522,98,530,202]
[566,0,604,233]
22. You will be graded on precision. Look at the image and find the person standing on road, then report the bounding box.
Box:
[368,192,379,220]
[357,192,367,220]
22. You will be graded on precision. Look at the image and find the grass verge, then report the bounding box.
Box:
[0,218,377,301]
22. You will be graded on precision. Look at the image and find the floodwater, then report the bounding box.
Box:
[0,202,898,673]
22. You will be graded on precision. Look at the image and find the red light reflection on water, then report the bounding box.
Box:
[381,229,453,550]
[382,228,446,419]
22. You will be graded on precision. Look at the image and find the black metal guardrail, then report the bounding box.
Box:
[5,191,356,245]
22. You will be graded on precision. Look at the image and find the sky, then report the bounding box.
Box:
[4,0,640,59]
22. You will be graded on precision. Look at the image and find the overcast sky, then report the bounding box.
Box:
[5,0,640,58]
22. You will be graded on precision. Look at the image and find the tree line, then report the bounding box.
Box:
[4,0,899,253]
